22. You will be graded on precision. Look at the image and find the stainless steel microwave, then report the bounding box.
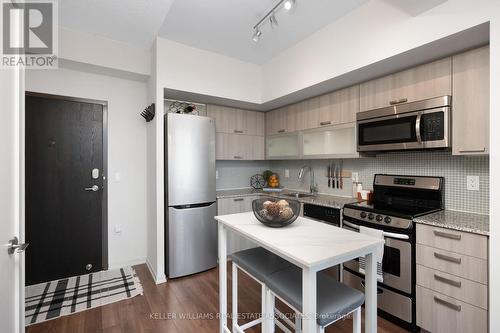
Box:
[356,96,451,152]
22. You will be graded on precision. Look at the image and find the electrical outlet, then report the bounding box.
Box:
[216,170,219,179]
[466,175,480,191]
[284,169,290,178]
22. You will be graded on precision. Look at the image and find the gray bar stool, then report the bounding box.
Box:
[266,265,364,333]
[231,247,364,333]
[231,247,293,332]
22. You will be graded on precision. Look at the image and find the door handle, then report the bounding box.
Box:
[84,185,99,192]
[415,112,422,144]
[6,236,29,255]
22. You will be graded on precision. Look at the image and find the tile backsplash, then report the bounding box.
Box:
[216,160,271,189]
[270,151,489,215]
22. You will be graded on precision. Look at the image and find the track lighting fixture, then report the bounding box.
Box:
[252,28,262,42]
[251,0,297,42]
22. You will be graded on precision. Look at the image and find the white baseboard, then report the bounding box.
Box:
[146,259,167,284]
[107,258,146,270]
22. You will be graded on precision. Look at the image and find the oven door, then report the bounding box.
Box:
[357,107,450,152]
[342,220,412,294]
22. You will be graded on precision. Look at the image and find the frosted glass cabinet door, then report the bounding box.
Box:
[302,123,358,158]
[266,133,300,159]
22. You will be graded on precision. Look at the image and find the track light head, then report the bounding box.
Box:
[252,28,262,42]
[269,13,278,28]
[284,0,296,10]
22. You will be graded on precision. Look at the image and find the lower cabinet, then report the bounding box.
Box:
[416,224,489,333]
[217,196,258,254]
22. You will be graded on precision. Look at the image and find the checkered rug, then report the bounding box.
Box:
[25,266,143,326]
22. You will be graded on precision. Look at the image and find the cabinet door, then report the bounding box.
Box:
[244,110,265,136]
[208,105,264,136]
[266,133,301,159]
[266,107,286,135]
[302,122,359,158]
[319,86,360,126]
[360,57,452,111]
[296,97,320,131]
[215,133,264,160]
[207,105,236,133]
[452,46,489,155]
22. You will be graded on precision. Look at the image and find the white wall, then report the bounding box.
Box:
[262,0,496,101]
[59,28,151,78]
[25,66,148,269]
[156,38,262,103]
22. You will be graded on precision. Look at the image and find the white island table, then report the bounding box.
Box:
[216,212,384,333]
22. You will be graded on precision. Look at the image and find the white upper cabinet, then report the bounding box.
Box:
[359,57,452,112]
[302,122,358,159]
[452,45,489,155]
[207,104,264,136]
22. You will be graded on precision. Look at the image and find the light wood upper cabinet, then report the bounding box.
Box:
[207,104,264,136]
[266,107,291,135]
[360,57,452,112]
[215,133,264,160]
[319,85,360,126]
[452,45,489,155]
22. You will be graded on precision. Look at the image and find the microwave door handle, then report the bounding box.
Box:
[416,112,423,144]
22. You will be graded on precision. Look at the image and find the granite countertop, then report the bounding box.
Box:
[414,210,489,236]
[216,188,360,209]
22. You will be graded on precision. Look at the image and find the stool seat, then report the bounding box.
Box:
[266,266,365,327]
[231,247,293,282]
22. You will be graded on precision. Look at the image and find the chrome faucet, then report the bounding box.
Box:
[298,165,318,194]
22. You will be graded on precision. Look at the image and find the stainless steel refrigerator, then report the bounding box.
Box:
[165,113,217,278]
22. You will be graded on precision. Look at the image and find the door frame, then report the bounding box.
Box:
[25,91,109,270]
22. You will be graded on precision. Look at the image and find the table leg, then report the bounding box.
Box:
[218,223,227,333]
[302,268,317,333]
[365,252,377,333]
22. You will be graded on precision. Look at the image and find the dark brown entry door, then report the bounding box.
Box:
[26,95,105,285]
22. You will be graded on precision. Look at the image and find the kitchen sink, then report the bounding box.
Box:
[282,192,315,198]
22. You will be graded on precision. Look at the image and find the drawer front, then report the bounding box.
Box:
[416,265,488,309]
[417,286,487,333]
[416,224,488,259]
[416,245,488,284]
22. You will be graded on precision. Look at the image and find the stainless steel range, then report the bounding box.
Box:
[342,174,444,332]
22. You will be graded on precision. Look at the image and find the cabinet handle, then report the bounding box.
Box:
[233,155,243,159]
[434,274,462,288]
[278,129,286,133]
[434,230,461,240]
[458,148,486,153]
[320,121,331,126]
[434,252,462,264]
[434,296,462,312]
[233,198,244,202]
[389,98,408,105]
[233,130,244,134]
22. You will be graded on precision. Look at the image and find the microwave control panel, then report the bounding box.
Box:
[421,112,445,141]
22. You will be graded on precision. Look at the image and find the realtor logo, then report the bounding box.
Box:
[1,0,58,68]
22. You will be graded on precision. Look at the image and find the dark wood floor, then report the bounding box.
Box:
[27,264,408,333]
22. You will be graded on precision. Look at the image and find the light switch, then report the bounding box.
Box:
[466,175,480,191]
[284,169,290,178]
[114,224,122,235]
[216,170,219,179]
[115,172,121,182]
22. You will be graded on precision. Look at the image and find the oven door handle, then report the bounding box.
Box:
[342,221,410,240]
[415,112,423,144]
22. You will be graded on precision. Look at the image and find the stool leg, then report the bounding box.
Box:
[263,288,275,333]
[352,307,361,333]
[232,263,238,332]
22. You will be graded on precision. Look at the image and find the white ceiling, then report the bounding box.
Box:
[157,0,367,64]
[59,0,174,48]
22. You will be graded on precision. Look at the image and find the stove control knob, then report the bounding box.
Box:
[360,212,367,219]
[368,213,375,220]
[376,215,383,222]
[384,216,392,224]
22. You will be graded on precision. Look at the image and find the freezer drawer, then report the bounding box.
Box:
[167,202,217,278]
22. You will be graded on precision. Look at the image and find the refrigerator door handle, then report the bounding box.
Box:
[171,202,216,209]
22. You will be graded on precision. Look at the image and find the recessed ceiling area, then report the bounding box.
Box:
[157,0,368,64]
[59,0,174,48]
